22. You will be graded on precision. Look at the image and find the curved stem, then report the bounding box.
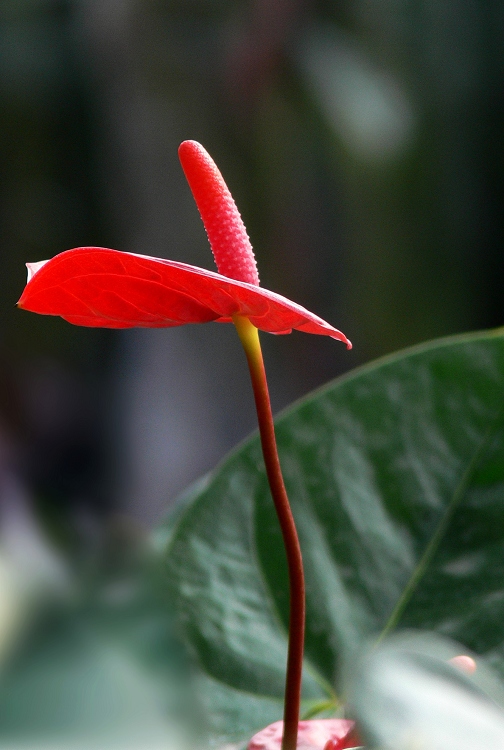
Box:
[233,314,305,750]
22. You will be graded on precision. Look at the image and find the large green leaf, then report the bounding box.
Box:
[165,330,504,743]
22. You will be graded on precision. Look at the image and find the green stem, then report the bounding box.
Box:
[233,314,305,750]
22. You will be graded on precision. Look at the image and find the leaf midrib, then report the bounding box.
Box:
[377,397,504,644]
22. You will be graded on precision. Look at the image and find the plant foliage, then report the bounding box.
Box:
[165,330,504,744]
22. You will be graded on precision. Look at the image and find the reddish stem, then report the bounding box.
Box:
[233,314,305,750]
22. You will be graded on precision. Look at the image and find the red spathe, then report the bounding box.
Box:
[18,247,351,346]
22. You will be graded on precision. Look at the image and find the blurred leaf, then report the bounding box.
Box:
[165,329,504,743]
[0,524,194,749]
[347,631,504,750]
[0,621,184,749]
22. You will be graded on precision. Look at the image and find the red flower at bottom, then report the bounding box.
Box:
[17,246,351,346]
[247,720,359,750]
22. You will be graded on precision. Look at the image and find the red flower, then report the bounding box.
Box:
[17,141,350,348]
[247,719,358,750]
[17,142,352,750]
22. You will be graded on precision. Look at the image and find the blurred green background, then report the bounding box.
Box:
[0,0,503,745]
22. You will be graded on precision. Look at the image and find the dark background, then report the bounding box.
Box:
[1,0,503,531]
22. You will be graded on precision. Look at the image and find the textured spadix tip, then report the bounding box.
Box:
[178,140,260,286]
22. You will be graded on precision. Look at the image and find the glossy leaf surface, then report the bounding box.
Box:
[17,247,351,343]
[165,330,504,744]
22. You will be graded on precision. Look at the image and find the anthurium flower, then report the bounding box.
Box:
[17,140,352,750]
[18,141,350,348]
